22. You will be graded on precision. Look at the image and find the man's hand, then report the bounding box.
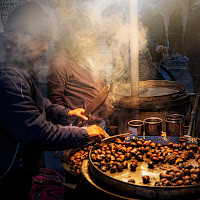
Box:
[86,125,105,142]
[68,108,88,121]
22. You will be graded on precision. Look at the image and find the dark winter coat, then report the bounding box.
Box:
[0,61,89,180]
[183,5,200,62]
[141,8,167,62]
[183,4,200,92]
[168,12,183,54]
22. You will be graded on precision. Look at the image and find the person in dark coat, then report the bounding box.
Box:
[141,2,169,68]
[183,0,200,93]
[168,3,184,55]
[0,2,105,199]
[183,0,200,138]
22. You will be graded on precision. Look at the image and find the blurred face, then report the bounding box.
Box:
[16,34,49,63]
[77,30,97,50]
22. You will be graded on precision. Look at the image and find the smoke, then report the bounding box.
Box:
[75,2,149,87]
[27,1,149,94]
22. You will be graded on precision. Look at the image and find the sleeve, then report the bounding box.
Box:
[0,71,89,150]
[47,58,68,106]
[43,97,70,126]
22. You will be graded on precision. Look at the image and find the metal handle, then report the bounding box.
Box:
[52,151,63,158]
[187,93,200,136]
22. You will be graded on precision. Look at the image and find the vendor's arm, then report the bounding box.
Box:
[0,68,97,150]
[43,98,88,125]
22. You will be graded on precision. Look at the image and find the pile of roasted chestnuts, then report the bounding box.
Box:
[91,136,200,186]
[67,145,93,174]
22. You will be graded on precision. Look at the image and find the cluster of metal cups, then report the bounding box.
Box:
[128,114,185,136]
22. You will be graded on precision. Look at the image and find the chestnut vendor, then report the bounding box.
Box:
[47,12,112,127]
[0,2,105,199]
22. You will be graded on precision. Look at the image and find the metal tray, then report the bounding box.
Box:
[88,134,200,199]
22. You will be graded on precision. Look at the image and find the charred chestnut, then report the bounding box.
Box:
[160,173,167,179]
[171,177,179,183]
[175,158,184,165]
[142,175,150,184]
[183,175,191,181]
[181,142,187,149]
[191,174,199,183]
[116,162,123,172]
[182,169,191,176]
[128,179,135,184]
[101,166,107,172]
[163,180,173,186]
[96,154,103,161]
[155,181,162,186]
[146,152,152,158]
[184,179,191,185]
[175,171,183,179]
[137,141,143,147]
[132,136,138,142]
[194,168,200,176]
[173,143,180,149]
[125,152,132,160]
[176,180,184,186]
[150,142,157,149]
[115,138,123,144]
[151,156,159,163]
[184,163,193,169]
[188,150,195,158]
[100,161,107,166]
[178,137,187,143]
[191,181,199,185]
[137,155,143,162]
[110,165,117,173]
[143,141,151,147]
[148,161,154,169]
[122,161,128,169]
[130,163,137,171]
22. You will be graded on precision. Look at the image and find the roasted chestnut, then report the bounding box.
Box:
[148,161,154,169]
[101,166,107,172]
[184,179,191,185]
[130,163,137,171]
[150,142,157,149]
[142,175,150,184]
[128,179,135,183]
[116,162,123,172]
[176,180,184,186]
[175,171,183,179]
[163,180,173,186]
[160,173,167,179]
[110,165,117,173]
[191,174,199,183]
[122,161,128,169]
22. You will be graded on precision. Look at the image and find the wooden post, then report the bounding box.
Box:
[130,0,139,97]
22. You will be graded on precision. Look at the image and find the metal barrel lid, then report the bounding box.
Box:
[113,80,190,109]
[165,114,185,123]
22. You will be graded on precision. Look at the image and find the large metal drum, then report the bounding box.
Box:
[113,80,190,133]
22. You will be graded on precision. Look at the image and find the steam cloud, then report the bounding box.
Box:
[75,2,149,88]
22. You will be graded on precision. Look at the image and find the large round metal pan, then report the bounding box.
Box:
[88,134,200,199]
[82,159,142,200]
[113,80,190,109]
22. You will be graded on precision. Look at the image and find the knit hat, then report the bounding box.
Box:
[4,2,53,40]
